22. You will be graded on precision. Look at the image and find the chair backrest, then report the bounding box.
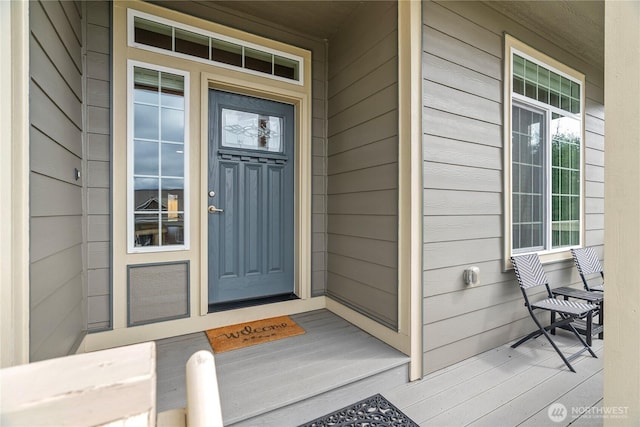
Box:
[571,247,604,291]
[511,254,549,290]
[571,247,603,275]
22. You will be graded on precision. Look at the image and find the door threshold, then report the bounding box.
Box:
[208,293,299,313]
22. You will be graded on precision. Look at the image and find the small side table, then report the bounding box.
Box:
[551,286,604,346]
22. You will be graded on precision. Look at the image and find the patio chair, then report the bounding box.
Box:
[571,247,605,292]
[510,254,598,372]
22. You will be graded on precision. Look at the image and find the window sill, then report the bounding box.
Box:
[504,248,575,271]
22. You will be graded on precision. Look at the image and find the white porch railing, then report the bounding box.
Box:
[0,342,222,427]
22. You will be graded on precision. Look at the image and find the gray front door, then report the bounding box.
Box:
[208,90,294,307]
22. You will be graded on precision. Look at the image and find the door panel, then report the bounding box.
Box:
[208,90,294,306]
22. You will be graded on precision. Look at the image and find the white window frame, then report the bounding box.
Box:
[127,60,190,253]
[127,9,304,86]
[504,35,586,267]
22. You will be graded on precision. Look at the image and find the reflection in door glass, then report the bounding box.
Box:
[221,108,282,152]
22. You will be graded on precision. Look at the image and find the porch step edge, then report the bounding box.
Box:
[228,361,411,426]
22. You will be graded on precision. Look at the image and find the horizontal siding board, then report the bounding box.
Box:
[423,26,501,80]
[424,215,501,243]
[585,213,604,231]
[31,84,82,157]
[328,253,397,294]
[328,83,398,137]
[87,106,110,135]
[424,266,579,325]
[585,114,604,136]
[423,258,576,298]
[327,273,397,327]
[424,162,501,192]
[40,0,82,68]
[87,160,110,188]
[31,302,83,362]
[328,191,397,216]
[423,317,533,374]
[424,80,502,125]
[86,0,110,26]
[328,214,397,242]
[585,197,604,214]
[329,110,397,155]
[87,133,109,163]
[585,229,605,247]
[585,147,604,167]
[30,1,82,97]
[88,295,111,325]
[30,273,83,356]
[88,214,110,241]
[424,135,501,170]
[30,38,82,128]
[86,23,110,54]
[585,164,604,183]
[328,2,397,79]
[424,189,502,216]
[31,218,82,264]
[328,234,397,268]
[585,181,604,198]
[585,131,604,152]
[30,173,82,217]
[88,268,111,296]
[87,78,110,108]
[424,300,531,352]
[424,238,502,270]
[424,52,501,102]
[31,128,82,186]
[423,107,502,147]
[424,1,502,58]
[87,51,110,81]
[328,163,398,195]
[586,98,605,120]
[88,242,110,269]
[87,188,110,214]
[329,57,397,118]
[31,244,83,309]
[329,31,397,99]
[328,137,398,175]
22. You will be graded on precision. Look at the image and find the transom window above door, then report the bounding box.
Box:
[128,9,304,85]
[504,35,585,262]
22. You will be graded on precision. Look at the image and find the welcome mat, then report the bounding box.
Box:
[205,315,305,353]
[298,394,419,427]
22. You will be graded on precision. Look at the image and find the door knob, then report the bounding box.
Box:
[208,205,224,213]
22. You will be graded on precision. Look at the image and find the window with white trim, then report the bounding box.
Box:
[128,61,189,252]
[507,37,585,257]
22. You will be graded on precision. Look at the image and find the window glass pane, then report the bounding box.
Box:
[134,17,172,50]
[525,81,537,99]
[134,140,159,176]
[513,55,525,77]
[161,143,184,177]
[274,55,299,80]
[561,77,572,96]
[161,107,184,142]
[134,177,159,211]
[160,73,185,109]
[162,179,184,212]
[221,108,283,152]
[525,59,538,82]
[512,105,545,251]
[162,213,185,245]
[134,104,159,140]
[245,47,273,74]
[211,39,243,67]
[134,68,159,104]
[513,76,524,95]
[134,213,160,247]
[175,28,209,59]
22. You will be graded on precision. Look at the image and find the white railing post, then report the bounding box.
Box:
[185,350,223,427]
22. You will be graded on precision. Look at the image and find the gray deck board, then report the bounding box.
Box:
[156,312,603,426]
[155,309,409,424]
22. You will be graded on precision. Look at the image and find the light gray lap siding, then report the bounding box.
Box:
[421,0,605,374]
[86,0,112,331]
[326,2,399,329]
[29,0,85,361]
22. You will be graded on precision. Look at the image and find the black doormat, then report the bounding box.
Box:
[298,393,419,427]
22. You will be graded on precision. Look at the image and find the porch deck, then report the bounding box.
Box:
[156,309,603,426]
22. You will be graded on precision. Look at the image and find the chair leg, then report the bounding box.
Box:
[566,322,597,359]
[530,312,577,373]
